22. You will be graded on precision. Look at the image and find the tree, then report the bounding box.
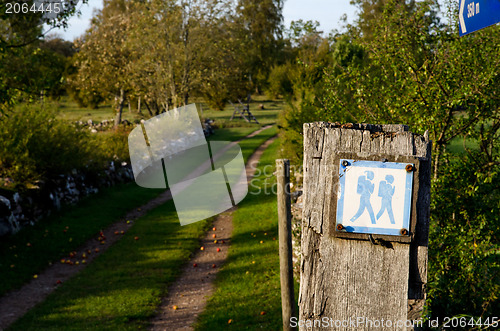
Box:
[70,0,135,126]
[0,0,87,112]
[287,19,322,48]
[196,2,250,109]
[236,0,284,93]
[275,0,499,321]
[278,20,334,162]
[71,0,284,113]
[323,0,499,175]
[123,0,249,112]
[125,0,207,112]
[428,149,499,320]
[348,0,414,40]
[41,35,76,58]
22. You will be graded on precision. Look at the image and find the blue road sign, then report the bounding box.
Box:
[459,0,500,36]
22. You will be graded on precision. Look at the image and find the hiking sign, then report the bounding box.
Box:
[335,159,414,236]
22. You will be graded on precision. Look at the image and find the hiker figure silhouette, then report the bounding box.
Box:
[350,171,376,224]
[376,175,395,224]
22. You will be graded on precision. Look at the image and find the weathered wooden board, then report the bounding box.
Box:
[299,122,431,330]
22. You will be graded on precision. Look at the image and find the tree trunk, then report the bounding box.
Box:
[143,100,154,117]
[154,101,160,116]
[182,6,190,106]
[114,88,125,129]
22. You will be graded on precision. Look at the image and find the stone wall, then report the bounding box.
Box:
[0,162,134,238]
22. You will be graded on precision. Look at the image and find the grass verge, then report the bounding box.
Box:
[200,96,281,128]
[236,127,277,164]
[0,183,164,297]
[6,126,278,330]
[194,138,299,330]
[8,199,208,331]
[207,127,260,143]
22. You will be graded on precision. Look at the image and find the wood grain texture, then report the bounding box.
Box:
[299,122,431,330]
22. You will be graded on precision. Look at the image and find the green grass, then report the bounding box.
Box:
[0,183,164,297]
[236,127,277,164]
[51,94,283,127]
[8,200,209,331]
[194,138,299,330]
[6,126,279,330]
[53,96,142,123]
[207,127,260,143]
[200,99,281,128]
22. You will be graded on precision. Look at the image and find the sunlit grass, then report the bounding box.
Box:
[7,127,278,330]
[0,183,164,297]
[195,138,299,330]
[0,123,275,296]
[198,95,282,128]
[207,127,259,142]
[9,199,209,331]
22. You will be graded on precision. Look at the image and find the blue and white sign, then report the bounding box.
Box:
[459,0,500,36]
[336,159,413,236]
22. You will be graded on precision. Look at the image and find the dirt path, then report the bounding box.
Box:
[0,126,274,331]
[149,136,278,331]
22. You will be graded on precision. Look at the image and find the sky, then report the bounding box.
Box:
[51,0,359,41]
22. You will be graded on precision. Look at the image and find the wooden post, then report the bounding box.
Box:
[300,123,431,330]
[276,159,297,331]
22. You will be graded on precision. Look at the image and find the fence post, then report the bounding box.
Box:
[276,159,296,331]
[300,123,431,330]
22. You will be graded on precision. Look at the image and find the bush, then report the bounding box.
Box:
[278,92,324,164]
[0,104,105,186]
[201,80,229,111]
[201,74,249,111]
[96,126,131,162]
[266,64,293,99]
[427,152,499,320]
[66,86,105,109]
